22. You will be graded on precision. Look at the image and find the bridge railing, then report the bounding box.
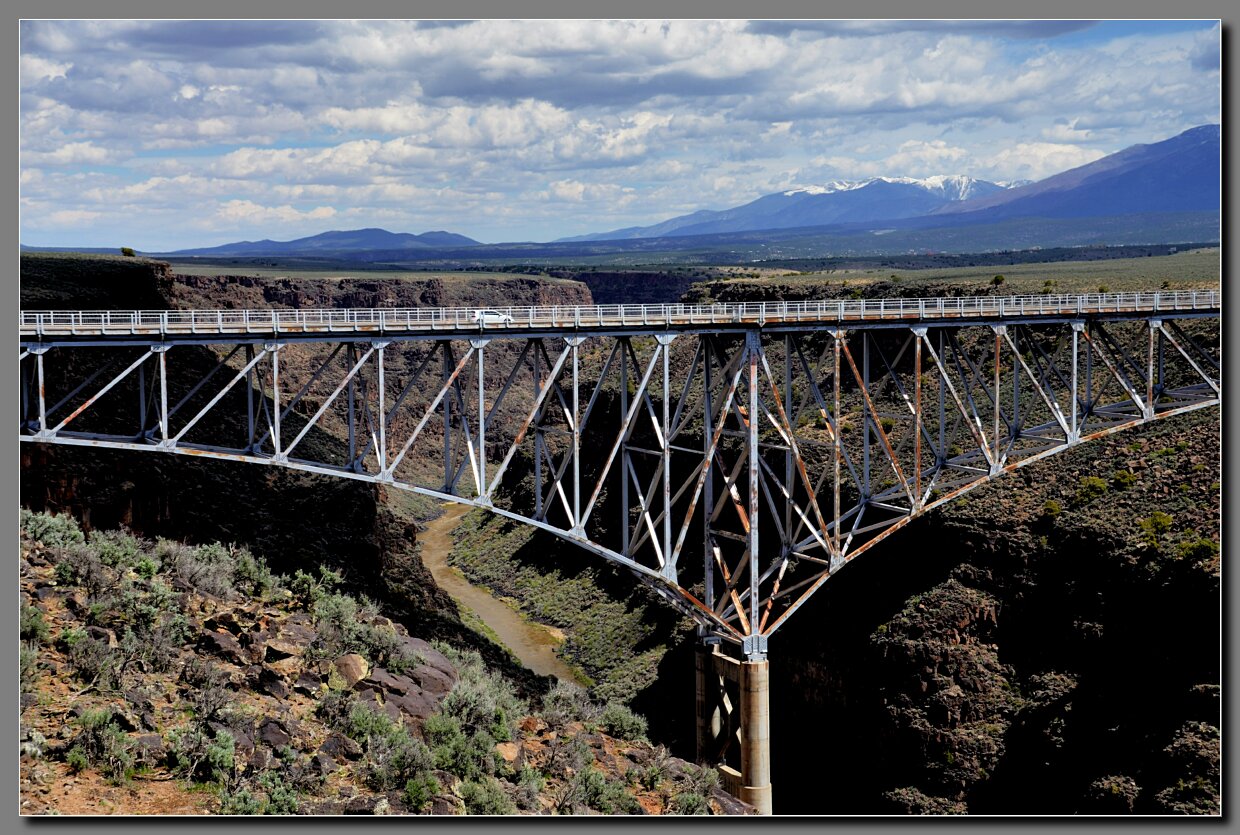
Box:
[18,290,1219,337]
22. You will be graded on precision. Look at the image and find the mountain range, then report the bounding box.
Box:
[560,124,1218,242]
[163,228,480,257]
[557,175,1013,241]
[21,124,1218,260]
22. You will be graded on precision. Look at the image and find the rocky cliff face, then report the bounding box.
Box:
[770,410,1218,813]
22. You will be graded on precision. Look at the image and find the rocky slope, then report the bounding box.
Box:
[18,512,753,816]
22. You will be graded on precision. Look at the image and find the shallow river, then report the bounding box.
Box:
[419,502,580,682]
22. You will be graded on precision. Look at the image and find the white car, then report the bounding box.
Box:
[472,309,514,325]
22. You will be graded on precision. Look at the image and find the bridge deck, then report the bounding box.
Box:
[19,290,1219,340]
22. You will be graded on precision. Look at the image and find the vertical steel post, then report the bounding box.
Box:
[913,328,923,506]
[1084,323,1093,429]
[35,350,47,435]
[376,343,386,474]
[138,359,147,435]
[992,327,1002,471]
[862,333,871,497]
[832,331,842,553]
[661,334,673,573]
[938,330,946,460]
[534,342,543,518]
[244,344,255,451]
[620,338,629,555]
[270,344,283,460]
[347,343,357,465]
[1011,330,1020,441]
[571,338,581,529]
[477,340,487,499]
[157,347,169,444]
[1070,322,1081,442]
[1146,320,1159,419]
[443,342,454,493]
[702,336,714,609]
[746,331,761,632]
[783,335,793,542]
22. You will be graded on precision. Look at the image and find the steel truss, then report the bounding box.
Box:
[19,310,1220,658]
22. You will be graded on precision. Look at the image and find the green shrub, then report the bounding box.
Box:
[70,708,135,782]
[459,776,517,815]
[20,509,85,549]
[91,529,144,569]
[425,713,494,782]
[1111,470,1138,490]
[991,275,1005,287]
[257,770,301,814]
[1139,511,1174,544]
[439,648,524,742]
[671,791,708,814]
[1041,499,1063,518]
[218,787,264,815]
[403,773,440,813]
[168,725,237,786]
[66,746,89,773]
[346,702,435,792]
[120,247,136,257]
[20,642,40,693]
[1075,476,1109,505]
[600,702,648,742]
[1177,537,1219,564]
[516,765,544,811]
[540,681,598,729]
[21,604,50,643]
[576,766,640,814]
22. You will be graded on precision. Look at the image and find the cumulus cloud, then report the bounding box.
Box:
[213,200,337,225]
[980,142,1108,181]
[23,141,117,165]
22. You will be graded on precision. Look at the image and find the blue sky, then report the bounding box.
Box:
[19,19,1220,250]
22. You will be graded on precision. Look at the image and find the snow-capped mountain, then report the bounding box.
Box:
[559,176,1010,241]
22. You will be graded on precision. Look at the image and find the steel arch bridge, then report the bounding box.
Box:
[19,291,1220,812]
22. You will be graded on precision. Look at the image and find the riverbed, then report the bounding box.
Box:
[419,502,581,682]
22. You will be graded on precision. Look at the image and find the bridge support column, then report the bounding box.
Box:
[739,658,772,815]
[695,640,773,815]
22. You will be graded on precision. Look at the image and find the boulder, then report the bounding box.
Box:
[384,688,439,722]
[133,734,166,765]
[409,665,455,698]
[293,672,322,698]
[33,587,60,603]
[198,631,248,666]
[203,611,242,635]
[312,751,339,777]
[256,718,291,750]
[495,741,520,765]
[249,746,274,771]
[85,625,117,648]
[334,654,369,688]
[343,796,387,815]
[319,732,363,762]
[266,623,317,659]
[397,637,457,682]
[258,668,289,700]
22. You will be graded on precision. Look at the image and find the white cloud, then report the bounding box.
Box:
[21,54,71,82]
[23,141,116,165]
[213,200,337,226]
[48,209,104,224]
[981,142,1108,181]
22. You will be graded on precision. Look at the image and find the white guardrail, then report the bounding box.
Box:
[19,290,1219,337]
